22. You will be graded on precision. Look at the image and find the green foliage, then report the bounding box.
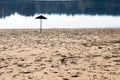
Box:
[0,0,120,18]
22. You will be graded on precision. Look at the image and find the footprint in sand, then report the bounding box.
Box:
[63,78,69,80]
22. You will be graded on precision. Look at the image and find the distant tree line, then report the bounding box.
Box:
[0,0,120,18]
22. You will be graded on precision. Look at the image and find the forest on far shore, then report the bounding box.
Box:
[0,0,120,18]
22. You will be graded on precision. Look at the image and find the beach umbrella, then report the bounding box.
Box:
[35,15,47,32]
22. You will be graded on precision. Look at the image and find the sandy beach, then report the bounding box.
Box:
[0,29,120,80]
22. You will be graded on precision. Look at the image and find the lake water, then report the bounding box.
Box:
[0,0,120,29]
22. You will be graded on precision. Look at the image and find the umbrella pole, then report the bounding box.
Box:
[40,19,42,32]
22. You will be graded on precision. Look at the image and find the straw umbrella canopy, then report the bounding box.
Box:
[35,15,47,32]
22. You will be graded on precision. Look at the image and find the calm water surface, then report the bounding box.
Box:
[0,0,120,29]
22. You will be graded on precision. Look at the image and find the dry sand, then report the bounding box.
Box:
[0,29,120,80]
